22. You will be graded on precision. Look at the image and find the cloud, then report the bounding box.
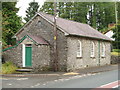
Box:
[16,0,45,19]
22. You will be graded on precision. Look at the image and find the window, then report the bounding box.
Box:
[101,43,105,57]
[77,40,82,57]
[36,21,42,27]
[91,41,95,57]
[25,44,32,47]
[38,21,42,26]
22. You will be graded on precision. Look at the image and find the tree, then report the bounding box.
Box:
[112,2,120,49]
[40,2,54,15]
[117,2,120,21]
[24,1,39,22]
[2,2,22,47]
[40,2,116,32]
[112,23,120,49]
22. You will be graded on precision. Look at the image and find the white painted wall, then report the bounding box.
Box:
[105,30,115,41]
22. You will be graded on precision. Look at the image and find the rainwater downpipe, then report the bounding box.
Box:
[98,40,100,66]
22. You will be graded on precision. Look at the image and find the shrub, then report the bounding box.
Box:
[112,49,120,52]
[1,61,18,74]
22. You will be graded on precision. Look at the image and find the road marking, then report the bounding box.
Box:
[112,85,119,88]
[63,72,79,75]
[16,78,28,81]
[98,80,120,88]
[1,77,28,81]
[8,84,12,86]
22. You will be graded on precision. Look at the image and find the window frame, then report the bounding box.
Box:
[90,41,95,58]
[101,43,105,57]
[77,40,82,58]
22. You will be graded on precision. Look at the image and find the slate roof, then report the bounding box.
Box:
[3,34,48,52]
[13,12,112,41]
[27,34,49,45]
[39,12,112,41]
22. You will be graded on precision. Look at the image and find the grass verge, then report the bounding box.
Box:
[111,52,120,56]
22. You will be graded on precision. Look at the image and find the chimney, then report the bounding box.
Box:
[108,23,115,28]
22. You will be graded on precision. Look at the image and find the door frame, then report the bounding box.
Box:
[22,44,25,67]
[22,44,32,67]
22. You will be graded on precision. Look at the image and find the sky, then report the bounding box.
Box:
[16,0,45,21]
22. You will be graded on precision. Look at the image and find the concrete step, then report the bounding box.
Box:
[16,69,32,72]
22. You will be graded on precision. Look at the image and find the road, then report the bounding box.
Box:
[36,70,119,88]
[2,69,119,88]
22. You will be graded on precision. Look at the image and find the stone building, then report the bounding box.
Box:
[3,12,112,72]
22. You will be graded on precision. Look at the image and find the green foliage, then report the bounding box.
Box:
[2,2,22,47]
[112,24,120,49]
[117,2,120,20]
[40,2,116,31]
[1,61,18,74]
[111,2,120,49]
[112,49,120,52]
[24,1,39,22]
[40,2,54,15]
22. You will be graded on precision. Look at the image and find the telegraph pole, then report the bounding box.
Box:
[115,1,119,52]
[115,1,118,25]
[53,0,58,71]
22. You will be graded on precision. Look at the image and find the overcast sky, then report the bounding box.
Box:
[16,0,45,19]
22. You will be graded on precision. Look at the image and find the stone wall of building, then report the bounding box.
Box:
[16,15,68,71]
[32,44,50,72]
[66,36,111,71]
[2,44,23,67]
[3,37,50,71]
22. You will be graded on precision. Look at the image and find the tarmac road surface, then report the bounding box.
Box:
[35,70,119,88]
[2,69,119,88]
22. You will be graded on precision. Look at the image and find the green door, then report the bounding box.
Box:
[25,45,32,67]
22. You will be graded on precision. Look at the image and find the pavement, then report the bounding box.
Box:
[1,64,119,77]
[75,64,119,74]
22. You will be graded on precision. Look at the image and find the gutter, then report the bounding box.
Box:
[67,34,113,42]
[3,35,39,52]
[3,35,27,52]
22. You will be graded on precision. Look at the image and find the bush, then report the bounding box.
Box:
[1,61,18,74]
[112,49,120,52]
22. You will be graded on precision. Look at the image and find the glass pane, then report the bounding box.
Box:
[25,44,32,47]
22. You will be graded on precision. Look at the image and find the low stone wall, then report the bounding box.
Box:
[111,55,120,64]
[2,45,23,67]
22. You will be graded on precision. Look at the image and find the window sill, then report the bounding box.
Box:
[90,56,95,58]
[76,56,82,59]
[101,56,105,58]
